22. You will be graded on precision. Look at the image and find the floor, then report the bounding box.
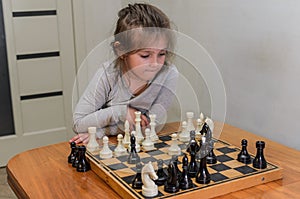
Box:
[0,167,17,199]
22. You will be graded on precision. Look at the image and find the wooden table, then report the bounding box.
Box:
[7,122,300,199]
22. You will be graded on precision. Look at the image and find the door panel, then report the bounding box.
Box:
[0,0,75,166]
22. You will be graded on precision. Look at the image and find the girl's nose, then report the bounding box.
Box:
[150,55,159,67]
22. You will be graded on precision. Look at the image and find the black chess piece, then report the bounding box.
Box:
[204,127,217,164]
[187,130,200,153]
[72,145,79,168]
[253,141,267,169]
[76,145,91,172]
[132,162,143,189]
[164,160,179,193]
[68,141,77,163]
[171,155,182,180]
[127,133,140,164]
[237,139,251,164]
[155,159,167,186]
[180,153,194,190]
[196,140,211,184]
[206,141,217,164]
[188,143,198,178]
[200,122,209,135]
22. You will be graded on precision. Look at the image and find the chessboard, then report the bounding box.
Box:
[86,135,282,199]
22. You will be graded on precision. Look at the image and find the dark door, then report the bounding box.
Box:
[0,0,15,136]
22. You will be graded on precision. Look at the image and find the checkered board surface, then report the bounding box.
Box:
[86,135,282,199]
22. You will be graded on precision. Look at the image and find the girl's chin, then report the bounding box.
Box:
[142,75,155,82]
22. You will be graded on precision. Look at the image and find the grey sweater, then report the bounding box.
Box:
[73,61,178,138]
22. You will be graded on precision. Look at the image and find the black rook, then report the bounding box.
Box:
[253,141,267,169]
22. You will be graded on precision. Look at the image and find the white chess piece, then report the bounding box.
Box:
[205,117,214,133]
[186,112,195,132]
[128,131,140,153]
[123,120,130,148]
[149,114,158,142]
[179,121,190,142]
[114,134,127,157]
[168,133,181,156]
[195,118,202,140]
[200,112,205,123]
[196,119,203,132]
[196,112,205,132]
[86,127,100,154]
[99,136,113,159]
[135,111,144,144]
[142,128,155,151]
[142,162,158,197]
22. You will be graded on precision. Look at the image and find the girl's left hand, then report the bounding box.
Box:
[140,114,149,127]
[69,133,89,144]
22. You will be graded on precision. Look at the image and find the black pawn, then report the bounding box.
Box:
[68,141,77,163]
[76,145,91,172]
[180,154,194,190]
[196,141,211,184]
[206,147,217,164]
[164,160,179,193]
[171,155,182,180]
[132,162,143,189]
[237,139,251,164]
[188,143,198,178]
[155,159,167,186]
[72,146,79,168]
[127,133,140,164]
[205,129,217,164]
[253,141,267,169]
[187,130,200,153]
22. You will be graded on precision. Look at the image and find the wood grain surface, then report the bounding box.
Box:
[6,122,300,198]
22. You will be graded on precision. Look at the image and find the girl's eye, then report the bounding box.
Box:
[140,54,150,58]
[159,53,166,56]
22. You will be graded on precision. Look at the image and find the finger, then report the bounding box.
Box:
[141,115,149,126]
[69,134,79,143]
[81,135,90,144]
[141,120,148,128]
[74,136,82,144]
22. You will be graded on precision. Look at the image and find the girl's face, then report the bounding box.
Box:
[124,39,167,82]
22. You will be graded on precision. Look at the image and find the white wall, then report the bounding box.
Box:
[74,0,300,150]
[155,0,300,150]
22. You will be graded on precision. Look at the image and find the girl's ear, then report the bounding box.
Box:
[113,41,125,57]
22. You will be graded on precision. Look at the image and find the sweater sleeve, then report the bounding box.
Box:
[148,65,179,125]
[73,66,127,133]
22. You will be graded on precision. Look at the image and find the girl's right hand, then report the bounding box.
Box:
[126,107,137,130]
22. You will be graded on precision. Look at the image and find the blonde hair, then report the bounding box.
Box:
[112,3,175,69]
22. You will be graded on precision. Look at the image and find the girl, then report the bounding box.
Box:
[70,3,178,144]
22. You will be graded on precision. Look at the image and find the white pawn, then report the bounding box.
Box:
[186,112,195,132]
[86,127,100,154]
[114,134,127,157]
[142,128,155,151]
[123,120,130,148]
[135,111,144,144]
[168,133,181,156]
[179,121,190,143]
[128,131,140,153]
[149,114,158,142]
[99,136,112,159]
